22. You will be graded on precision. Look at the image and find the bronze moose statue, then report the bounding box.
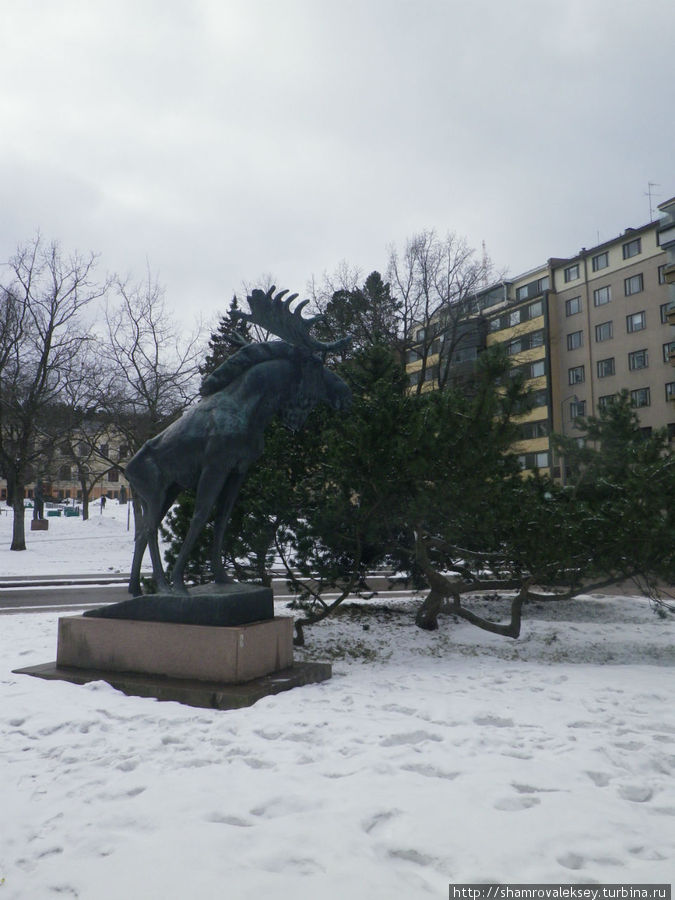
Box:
[126,287,352,596]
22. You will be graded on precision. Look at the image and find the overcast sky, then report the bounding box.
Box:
[1,0,673,323]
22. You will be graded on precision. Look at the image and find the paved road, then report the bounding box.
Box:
[0,583,131,615]
[0,574,418,615]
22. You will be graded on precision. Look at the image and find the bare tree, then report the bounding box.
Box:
[0,235,108,549]
[387,230,493,392]
[93,271,204,529]
[53,348,120,520]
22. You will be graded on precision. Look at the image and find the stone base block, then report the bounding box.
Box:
[30,519,49,530]
[13,661,332,710]
[56,615,294,684]
[84,582,273,627]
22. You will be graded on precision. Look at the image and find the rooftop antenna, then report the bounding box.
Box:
[645,182,661,221]
[481,240,489,286]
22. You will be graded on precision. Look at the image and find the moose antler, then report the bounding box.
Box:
[233,286,351,354]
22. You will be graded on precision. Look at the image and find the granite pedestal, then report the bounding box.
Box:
[15,583,332,709]
[57,614,293,683]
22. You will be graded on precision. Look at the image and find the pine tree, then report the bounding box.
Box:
[200,295,252,378]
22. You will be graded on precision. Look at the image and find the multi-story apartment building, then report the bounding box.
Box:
[484,266,554,474]
[657,196,675,368]
[406,315,488,392]
[404,206,674,477]
[550,220,673,468]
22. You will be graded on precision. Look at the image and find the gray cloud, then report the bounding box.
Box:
[0,0,673,320]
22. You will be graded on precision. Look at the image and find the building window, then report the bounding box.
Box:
[518,420,550,440]
[665,382,675,401]
[628,349,649,371]
[626,311,646,333]
[570,399,586,418]
[530,359,546,378]
[568,365,585,385]
[564,264,580,282]
[565,296,581,317]
[659,264,667,285]
[622,237,642,259]
[593,285,611,306]
[597,358,615,378]
[454,346,478,363]
[107,468,120,482]
[415,328,425,342]
[99,443,109,457]
[624,273,644,296]
[598,394,617,410]
[661,303,670,324]
[595,321,613,342]
[528,299,543,319]
[509,309,521,326]
[406,349,420,364]
[529,389,548,408]
[505,329,545,355]
[516,276,549,302]
[631,387,650,407]
[663,341,675,363]
[592,251,609,271]
[517,451,550,470]
[567,331,583,351]
[409,371,420,386]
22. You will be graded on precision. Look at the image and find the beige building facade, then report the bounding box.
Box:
[550,220,673,451]
[484,266,554,474]
[405,207,675,477]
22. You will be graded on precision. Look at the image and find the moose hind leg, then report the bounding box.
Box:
[170,468,222,594]
[211,471,246,583]
[129,527,148,596]
[145,485,181,593]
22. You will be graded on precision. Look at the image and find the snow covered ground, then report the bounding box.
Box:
[1,503,674,897]
[0,500,137,577]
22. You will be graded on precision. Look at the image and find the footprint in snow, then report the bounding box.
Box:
[586,770,612,787]
[362,810,398,834]
[511,782,559,794]
[206,813,253,827]
[628,845,666,861]
[380,730,443,747]
[493,796,540,811]
[618,785,653,803]
[401,763,461,780]
[242,757,275,770]
[473,715,514,728]
[557,851,584,870]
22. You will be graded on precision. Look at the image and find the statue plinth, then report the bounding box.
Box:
[56,613,293,684]
[84,582,273,627]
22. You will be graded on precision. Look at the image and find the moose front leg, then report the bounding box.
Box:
[211,470,246,584]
